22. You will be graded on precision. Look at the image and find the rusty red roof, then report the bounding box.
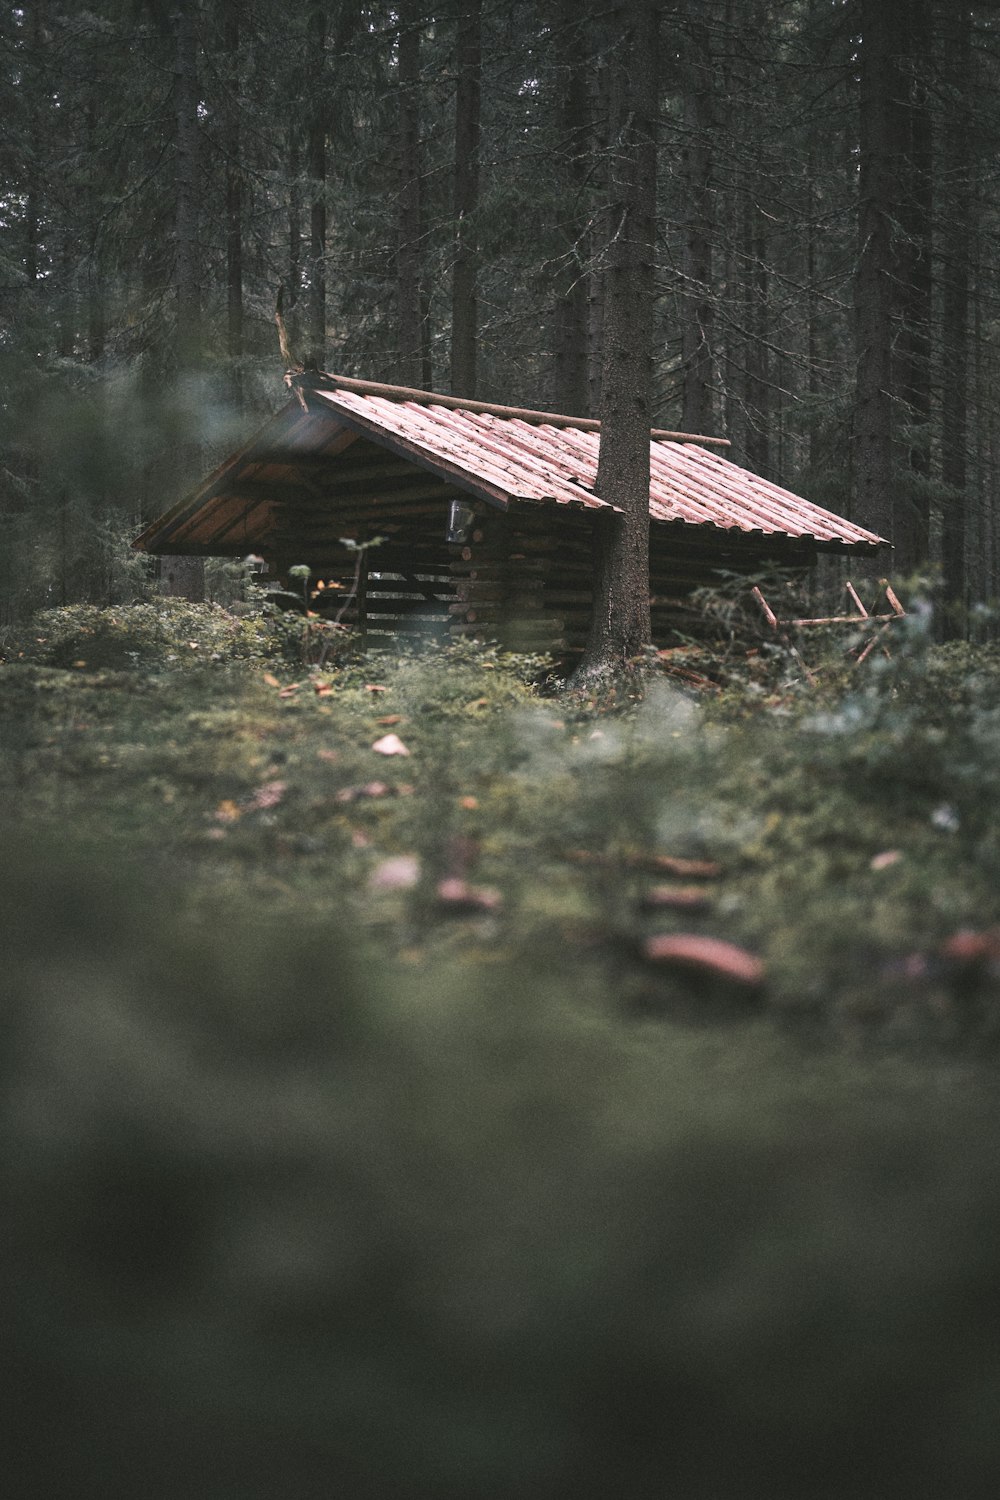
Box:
[133,377,886,555]
[312,387,884,549]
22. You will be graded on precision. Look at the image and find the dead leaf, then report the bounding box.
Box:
[246,780,287,811]
[365,683,388,693]
[334,781,393,804]
[316,748,339,764]
[643,934,764,986]
[372,733,410,756]
[369,855,421,891]
[870,849,903,871]
[640,884,713,911]
[638,853,722,879]
[436,878,503,913]
[313,681,334,697]
[212,799,242,824]
[279,683,301,698]
[940,929,1000,964]
[262,672,281,688]
[375,714,404,726]
[459,795,479,810]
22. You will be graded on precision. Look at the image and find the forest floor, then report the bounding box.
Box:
[5,597,1000,1053]
[6,600,1000,1495]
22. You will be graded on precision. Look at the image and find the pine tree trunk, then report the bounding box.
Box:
[576,0,659,687]
[941,6,972,630]
[551,0,590,416]
[168,2,203,601]
[450,0,481,396]
[306,4,327,371]
[288,119,302,352]
[893,0,933,572]
[396,6,425,387]
[224,0,243,405]
[680,3,714,436]
[173,1,201,368]
[852,0,895,553]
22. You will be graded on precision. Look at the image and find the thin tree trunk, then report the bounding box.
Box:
[551,0,590,416]
[587,19,612,416]
[173,0,200,368]
[288,118,302,352]
[306,3,327,370]
[396,6,425,387]
[450,0,481,396]
[852,0,895,553]
[941,6,972,630]
[577,0,659,685]
[743,194,770,478]
[225,0,243,405]
[893,0,932,574]
[680,1,714,436]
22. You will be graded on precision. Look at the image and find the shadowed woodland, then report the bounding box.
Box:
[6,4,1000,1496]
[3,1,1000,623]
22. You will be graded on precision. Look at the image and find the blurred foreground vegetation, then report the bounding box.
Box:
[4,601,1000,1497]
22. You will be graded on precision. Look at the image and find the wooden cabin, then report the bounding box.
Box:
[133,372,886,659]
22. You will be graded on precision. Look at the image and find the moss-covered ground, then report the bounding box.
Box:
[5,601,1000,1496]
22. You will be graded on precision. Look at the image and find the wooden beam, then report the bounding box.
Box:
[299,371,732,447]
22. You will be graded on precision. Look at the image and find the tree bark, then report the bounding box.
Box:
[679,0,714,436]
[224,0,243,405]
[576,0,659,686]
[450,0,481,396]
[852,0,896,553]
[941,5,972,629]
[551,0,590,416]
[306,3,328,371]
[893,0,933,573]
[396,5,425,388]
[172,1,201,369]
[288,115,302,353]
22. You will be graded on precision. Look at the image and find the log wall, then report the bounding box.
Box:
[265,456,815,660]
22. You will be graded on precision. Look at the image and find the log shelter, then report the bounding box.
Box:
[133,372,887,659]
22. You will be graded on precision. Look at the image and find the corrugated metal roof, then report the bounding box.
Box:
[133,382,886,555]
[313,389,885,549]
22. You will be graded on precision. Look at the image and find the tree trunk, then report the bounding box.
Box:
[892,0,933,573]
[306,3,327,371]
[852,0,896,553]
[396,5,425,387]
[941,5,972,631]
[450,0,481,396]
[550,0,590,416]
[224,0,243,405]
[576,0,659,686]
[288,114,302,353]
[679,1,714,436]
[173,0,201,368]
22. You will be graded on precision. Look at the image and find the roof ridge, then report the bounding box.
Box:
[290,369,732,448]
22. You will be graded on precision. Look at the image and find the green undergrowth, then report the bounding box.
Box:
[3,603,1000,1051]
[6,603,1000,1493]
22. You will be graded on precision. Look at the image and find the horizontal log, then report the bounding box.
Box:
[300,371,731,446]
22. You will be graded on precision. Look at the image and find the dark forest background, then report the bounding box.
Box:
[2,0,997,626]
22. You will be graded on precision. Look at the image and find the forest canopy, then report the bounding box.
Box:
[1,1,997,629]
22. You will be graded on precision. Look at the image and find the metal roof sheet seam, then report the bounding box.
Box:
[316,389,885,547]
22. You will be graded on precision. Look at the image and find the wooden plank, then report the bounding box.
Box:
[304,372,731,446]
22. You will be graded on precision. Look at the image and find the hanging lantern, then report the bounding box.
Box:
[446,499,475,544]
